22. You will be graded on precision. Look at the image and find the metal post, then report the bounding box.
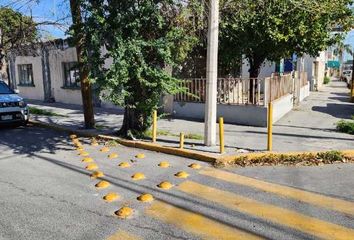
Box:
[179,133,185,149]
[267,102,273,151]
[204,0,219,146]
[351,55,354,101]
[219,117,224,154]
[152,110,157,143]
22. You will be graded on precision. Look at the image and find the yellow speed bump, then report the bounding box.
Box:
[82,157,94,163]
[118,162,131,168]
[157,181,173,190]
[131,173,145,181]
[90,171,104,179]
[188,163,201,170]
[79,151,89,157]
[108,153,119,159]
[103,192,120,202]
[137,193,154,202]
[175,171,189,179]
[86,163,98,171]
[100,146,110,153]
[158,161,169,168]
[135,153,145,159]
[95,180,110,189]
[115,207,133,219]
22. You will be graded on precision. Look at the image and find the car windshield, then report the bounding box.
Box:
[0,82,14,94]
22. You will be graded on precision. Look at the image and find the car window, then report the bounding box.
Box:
[0,82,14,94]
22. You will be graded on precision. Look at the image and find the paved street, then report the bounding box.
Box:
[1,126,354,239]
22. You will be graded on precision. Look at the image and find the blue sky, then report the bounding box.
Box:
[2,0,354,60]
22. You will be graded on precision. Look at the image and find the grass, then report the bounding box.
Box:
[323,76,330,84]
[220,150,352,168]
[144,129,204,140]
[29,107,67,117]
[336,116,354,135]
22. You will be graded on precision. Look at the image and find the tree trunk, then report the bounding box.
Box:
[248,58,262,104]
[118,106,146,138]
[70,0,95,129]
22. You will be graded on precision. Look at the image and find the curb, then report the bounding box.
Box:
[29,119,354,165]
[217,150,354,166]
[29,120,217,163]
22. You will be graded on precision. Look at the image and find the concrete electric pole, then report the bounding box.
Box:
[204,0,219,146]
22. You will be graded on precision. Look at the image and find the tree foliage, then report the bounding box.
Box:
[0,7,37,72]
[220,0,354,77]
[79,1,200,136]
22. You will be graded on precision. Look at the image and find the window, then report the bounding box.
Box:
[18,64,34,86]
[63,62,80,88]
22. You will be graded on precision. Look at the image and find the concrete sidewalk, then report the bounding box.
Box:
[28,79,353,155]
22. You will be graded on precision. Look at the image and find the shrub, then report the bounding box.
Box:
[336,119,354,135]
[323,76,330,84]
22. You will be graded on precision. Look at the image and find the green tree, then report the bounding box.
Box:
[0,7,37,79]
[221,0,354,78]
[80,1,199,137]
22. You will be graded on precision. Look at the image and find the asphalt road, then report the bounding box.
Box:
[0,126,354,240]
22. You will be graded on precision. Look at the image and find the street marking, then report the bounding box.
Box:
[107,230,141,240]
[200,168,354,215]
[146,200,263,240]
[178,181,354,240]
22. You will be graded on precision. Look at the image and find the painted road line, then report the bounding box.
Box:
[107,230,141,240]
[200,168,354,215]
[146,200,263,240]
[178,181,354,240]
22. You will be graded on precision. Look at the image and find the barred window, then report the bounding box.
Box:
[63,62,80,88]
[18,64,34,86]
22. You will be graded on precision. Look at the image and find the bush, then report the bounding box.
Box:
[336,119,354,135]
[323,76,330,84]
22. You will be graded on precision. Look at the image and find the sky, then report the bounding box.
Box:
[2,0,354,60]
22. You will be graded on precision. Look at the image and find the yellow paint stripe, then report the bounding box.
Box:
[200,168,354,215]
[178,181,354,240]
[106,230,141,240]
[146,200,263,240]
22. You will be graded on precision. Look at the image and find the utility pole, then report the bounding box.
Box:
[351,54,354,101]
[204,0,219,146]
[69,0,95,129]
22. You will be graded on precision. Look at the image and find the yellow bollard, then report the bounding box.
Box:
[152,110,157,143]
[179,133,185,149]
[267,102,273,151]
[219,117,225,154]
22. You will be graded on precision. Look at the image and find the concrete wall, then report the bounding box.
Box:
[15,55,45,101]
[173,102,268,127]
[272,93,294,123]
[302,51,326,91]
[241,58,275,79]
[48,47,83,105]
[299,84,310,102]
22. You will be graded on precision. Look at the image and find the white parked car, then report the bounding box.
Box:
[0,80,29,126]
[342,70,352,87]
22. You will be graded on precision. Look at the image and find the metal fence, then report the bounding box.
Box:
[174,72,308,106]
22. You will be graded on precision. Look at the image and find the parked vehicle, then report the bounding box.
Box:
[0,80,29,126]
[342,70,352,87]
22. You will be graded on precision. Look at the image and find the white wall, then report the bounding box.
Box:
[302,51,326,91]
[173,102,268,127]
[15,55,45,101]
[241,57,275,79]
[48,47,83,105]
